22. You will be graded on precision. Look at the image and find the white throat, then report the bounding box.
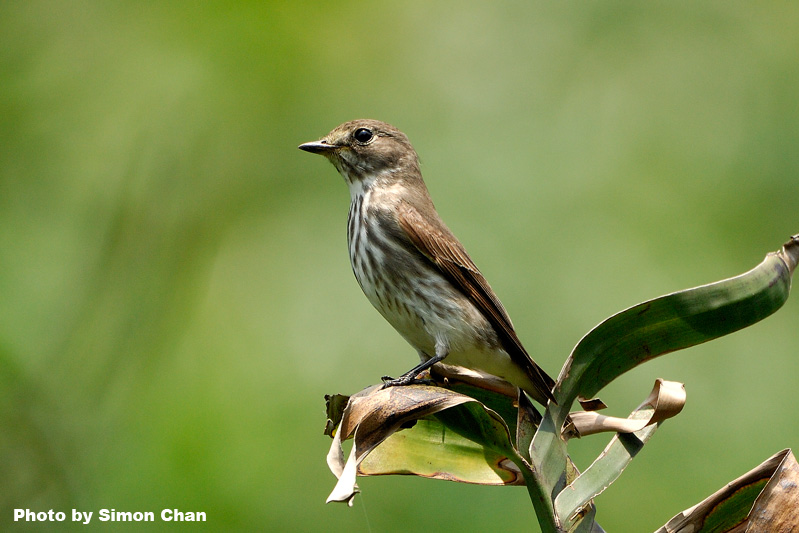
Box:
[342,168,397,202]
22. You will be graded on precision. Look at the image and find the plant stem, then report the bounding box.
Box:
[513,456,562,533]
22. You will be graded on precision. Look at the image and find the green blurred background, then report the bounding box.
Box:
[1,2,797,531]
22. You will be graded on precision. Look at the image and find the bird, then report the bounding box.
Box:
[299,119,555,406]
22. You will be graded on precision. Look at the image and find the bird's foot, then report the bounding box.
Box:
[380,374,432,389]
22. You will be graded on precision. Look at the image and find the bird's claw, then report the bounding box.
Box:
[381,374,432,389]
[380,375,405,389]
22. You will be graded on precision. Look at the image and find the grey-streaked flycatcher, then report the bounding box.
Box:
[300,119,555,406]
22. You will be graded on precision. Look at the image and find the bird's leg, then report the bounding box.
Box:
[381,347,448,389]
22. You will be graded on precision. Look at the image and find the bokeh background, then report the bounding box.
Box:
[2,2,798,531]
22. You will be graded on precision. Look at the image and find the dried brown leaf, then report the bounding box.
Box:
[657,449,799,532]
[565,379,685,438]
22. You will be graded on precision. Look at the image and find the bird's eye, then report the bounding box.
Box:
[353,128,373,144]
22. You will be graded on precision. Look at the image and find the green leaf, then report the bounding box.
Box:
[555,408,658,526]
[569,504,605,533]
[532,236,797,528]
[516,391,542,463]
[556,236,797,413]
[528,410,568,529]
[433,401,518,459]
[326,385,529,504]
[433,399,561,532]
[447,380,522,438]
[359,418,524,485]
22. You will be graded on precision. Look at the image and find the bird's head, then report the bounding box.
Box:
[299,119,421,191]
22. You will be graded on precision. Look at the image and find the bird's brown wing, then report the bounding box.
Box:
[397,202,556,403]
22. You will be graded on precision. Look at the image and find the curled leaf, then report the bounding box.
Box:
[657,449,799,532]
[326,421,359,506]
[554,380,686,528]
[565,379,685,438]
[324,393,350,437]
[325,384,524,504]
[577,398,608,412]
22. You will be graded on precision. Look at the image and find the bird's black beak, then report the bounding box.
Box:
[298,139,337,154]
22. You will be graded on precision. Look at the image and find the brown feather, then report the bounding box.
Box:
[397,201,556,403]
